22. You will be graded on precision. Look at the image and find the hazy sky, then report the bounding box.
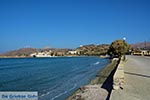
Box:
[0,0,150,52]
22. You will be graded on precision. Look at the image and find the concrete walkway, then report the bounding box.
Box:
[111,55,150,100]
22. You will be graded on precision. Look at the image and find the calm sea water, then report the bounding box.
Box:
[0,57,110,100]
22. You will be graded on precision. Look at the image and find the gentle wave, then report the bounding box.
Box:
[51,84,77,100]
[94,61,100,65]
[39,80,64,97]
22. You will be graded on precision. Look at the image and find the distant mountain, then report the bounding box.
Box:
[131,42,150,50]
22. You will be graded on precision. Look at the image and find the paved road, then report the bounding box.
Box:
[111,55,150,100]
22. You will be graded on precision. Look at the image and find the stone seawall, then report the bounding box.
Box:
[67,58,119,100]
[113,57,125,90]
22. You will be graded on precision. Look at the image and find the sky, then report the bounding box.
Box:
[0,0,150,52]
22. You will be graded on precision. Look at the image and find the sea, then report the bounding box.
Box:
[0,57,110,100]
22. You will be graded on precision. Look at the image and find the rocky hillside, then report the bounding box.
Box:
[76,44,110,56]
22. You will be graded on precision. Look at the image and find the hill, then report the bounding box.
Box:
[76,44,110,56]
[0,44,110,57]
[0,48,71,57]
[0,48,37,57]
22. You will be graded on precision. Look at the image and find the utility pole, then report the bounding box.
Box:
[144,41,146,50]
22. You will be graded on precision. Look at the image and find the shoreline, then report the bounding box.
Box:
[90,59,118,85]
[0,55,91,58]
[67,58,119,100]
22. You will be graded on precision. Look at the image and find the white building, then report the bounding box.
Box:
[30,50,53,57]
[67,51,78,55]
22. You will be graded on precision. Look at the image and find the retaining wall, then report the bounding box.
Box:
[113,57,125,90]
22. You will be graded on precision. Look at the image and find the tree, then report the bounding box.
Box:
[108,40,130,57]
